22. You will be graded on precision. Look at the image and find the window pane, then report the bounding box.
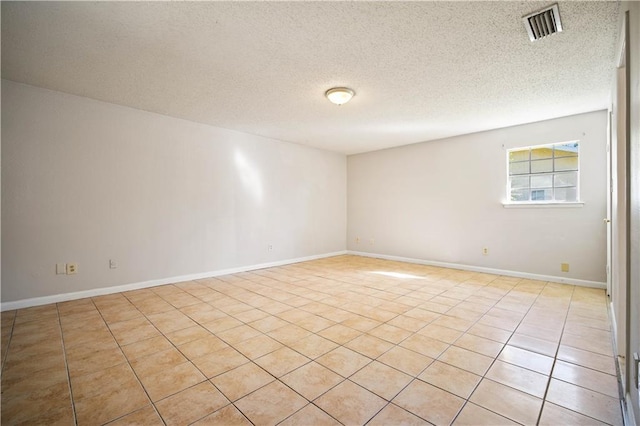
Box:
[510,176,529,189]
[554,187,578,201]
[554,142,579,158]
[531,189,552,201]
[531,146,553,160]
[531,159,553,173]
[531,175,552,189]
[509,161,529,175]
[554,171,578,188]
[506,141,579,203]
[555,156,579,171]
[511,189,530,201]
[509,149,529,162]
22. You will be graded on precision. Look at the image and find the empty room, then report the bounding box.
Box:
[1,1,639,425]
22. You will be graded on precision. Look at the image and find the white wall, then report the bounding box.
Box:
[348,111,608,283]
[1,80,347,303]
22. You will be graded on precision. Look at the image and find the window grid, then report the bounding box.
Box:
[507,142,579,203]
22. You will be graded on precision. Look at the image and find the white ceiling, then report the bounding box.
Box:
[1,1,620,155]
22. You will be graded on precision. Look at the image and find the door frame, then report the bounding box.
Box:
[611,10,628,384]
[606,108,612,298]
[613,8,639,425]
[621,5,640,423]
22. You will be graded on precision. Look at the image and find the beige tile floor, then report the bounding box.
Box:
[0,255,624,425]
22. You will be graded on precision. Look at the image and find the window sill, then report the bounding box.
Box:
[502,202,584,209]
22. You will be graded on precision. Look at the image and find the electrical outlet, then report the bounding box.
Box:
[109,259,117,269]
[66,263,78,275]
[561,263,570,272]
[268,244,273,251]
[56,263,66,275]
[355,237,360,244]
[482,247,489,255]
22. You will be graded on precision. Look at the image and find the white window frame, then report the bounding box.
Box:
[503,140,584,208]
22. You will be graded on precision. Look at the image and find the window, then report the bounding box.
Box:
[507,141,579,203]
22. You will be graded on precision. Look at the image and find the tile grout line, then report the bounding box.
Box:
[267,268,472,426]
[317,263,515,425]
[186,285,343,426]
[6,256,618,425]
[121,281,325,425]
[124,292,242,425]
[118,284,276,424]
[451,278,572,425]
[174,261,622,424]
[55,303,79,426]
[93,296,168,426]
[534,290,621,426]
[295,270,519,424]
[182,269,429,425]
[214,303,345,426]
[534,284,576,426]
[1,311,17,375]
[445,276,525,425]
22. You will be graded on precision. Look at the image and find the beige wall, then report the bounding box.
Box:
[1,80,347,304]
[348,111,608,284]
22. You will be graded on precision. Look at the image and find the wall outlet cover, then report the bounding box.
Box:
[66,263,78,275]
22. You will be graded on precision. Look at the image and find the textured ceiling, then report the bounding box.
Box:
[1,1,620,154]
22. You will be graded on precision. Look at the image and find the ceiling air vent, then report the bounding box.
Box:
[523,4,563,42]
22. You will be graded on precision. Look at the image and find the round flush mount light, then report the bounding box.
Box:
[325,87,355,105]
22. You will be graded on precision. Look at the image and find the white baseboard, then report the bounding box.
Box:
[0,251,348,312]
[1,250,606,312]
[347,251,607,289]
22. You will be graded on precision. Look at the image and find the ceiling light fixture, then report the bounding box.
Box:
[325,87,355,105]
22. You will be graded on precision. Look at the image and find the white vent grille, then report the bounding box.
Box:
[523,4,563,42]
